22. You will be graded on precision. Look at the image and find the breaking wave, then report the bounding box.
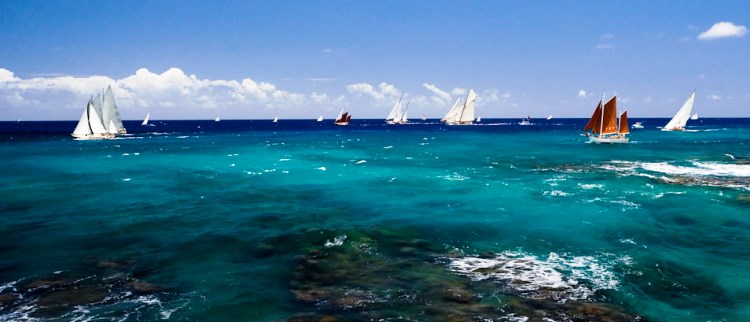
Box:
[447,251,624,302]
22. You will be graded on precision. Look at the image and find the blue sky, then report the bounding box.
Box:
[1,0,748,120]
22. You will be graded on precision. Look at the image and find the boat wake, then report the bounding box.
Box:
[447,251,625,302]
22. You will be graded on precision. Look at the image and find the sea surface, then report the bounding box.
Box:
[1,118,749,321]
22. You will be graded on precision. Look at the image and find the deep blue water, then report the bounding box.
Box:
[1,118,749,321]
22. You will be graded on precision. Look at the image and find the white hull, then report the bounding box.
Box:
[519,121,531,125]
[445,121,473,125]
[588,135,629,144]
[334,122,349,126]
[71,133,115,140]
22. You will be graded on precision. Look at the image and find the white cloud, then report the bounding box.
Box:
[595,44,615,50]
[698,22,748,40]
[346,82,400,101]
[0,68,20,82]
[578,90,587,98]
[601,33,615,39]
[305,77,336,82]
[322,48,333,54]
[709,94,722,101]
[0,67,330,120]
[450,87,467,96]
[422,83,451,103]
[643,96,653,104]
[310,92,328,104]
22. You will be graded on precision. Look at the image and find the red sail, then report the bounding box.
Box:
[584,100,602,133]
[601,96,618,134]
[619,111,630,134]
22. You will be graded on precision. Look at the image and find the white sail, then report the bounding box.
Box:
[93,93,103,121]
[108,120,119,134]
[142,112,150,126]
[88,101,108,134]
[476,117,481,122]
[215,116,220,122]
[691,113,699,120]
[442,97,463,122]
[400,103,409,123]
[101,86,126,133]
[317,115,323,122]
[273,116,279,123]
[72,105,92,137]
[335,108,344,121]
[386,95,403,122]
[663,91,695,131]
[547,115,552,120]
[457,89,477,123]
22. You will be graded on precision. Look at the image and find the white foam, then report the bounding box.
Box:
[355,160,367,165]
[447,251,619,302]
[383,146,393,149]
[317,167,327,171]
[639,161,750,177]
[122,178,132,182]
[578,183,603,190]
[544,190,572,197]
[324,234,347,247]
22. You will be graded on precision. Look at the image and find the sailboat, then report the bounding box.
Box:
[421,114,427,121]
[632,122,644,129]
[662,91,696,131]
[519,116,531,125]
[583,96,630,144]
[71,97,115,140]
[334,109,351,126]
[317,115,323,122]
[442,89,477,125]
[690,113,699,120]
[215,116,221,122]
[476,117,481,122]
[273,116,279,123]
[100,85,126,134]
[547,115,553,120]
[141,112,154,126]
[386,94,406,124]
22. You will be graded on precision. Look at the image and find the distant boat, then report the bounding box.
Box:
[547,115,552,120]
[583,96,629,144]
[691,113,699,120]
[215,116,221,122]
[141,112,151,126]
[386,94,407,124]
[317,115,323,122]
[273,116,279,123]
[519,116,531,125]
[662,91,696,131]
[421,114,427,121]
[334,108,351,126]
[71,96,115,140]
[476,117,481,122]
[632,121,644,129]
[442,89,476,125]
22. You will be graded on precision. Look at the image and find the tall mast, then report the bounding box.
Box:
[600,91,605,136]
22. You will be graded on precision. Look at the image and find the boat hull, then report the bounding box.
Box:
[445,121,473,125]
[334,122,349,126]
[71,133,115,140]
[588,135,629,144]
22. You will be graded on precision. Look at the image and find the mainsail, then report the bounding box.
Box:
[386,94,403,122]
[663,91,696,131]
[600,96,618,134]
[101,85,126,134]
[72,101,93,137]
[142,112,150,126]
[441,97,463,122]
[458,89,477,123]
[88,99,109,135]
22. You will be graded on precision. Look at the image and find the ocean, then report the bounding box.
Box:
[1,118,749,321]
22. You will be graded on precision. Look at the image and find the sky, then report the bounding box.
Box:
[1,0,748,120]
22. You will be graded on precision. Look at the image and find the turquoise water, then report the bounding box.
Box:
[1,119,749,321]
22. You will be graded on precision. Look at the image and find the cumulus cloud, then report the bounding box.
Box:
[578,90,587,98]
[698,22,748,40]
[422,83,451,103]
[346,82,400,101]
[0,67,330,120]
[709,94,722,101]
[450,87,467,96]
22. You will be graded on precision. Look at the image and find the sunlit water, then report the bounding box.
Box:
[1,118,749,321]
